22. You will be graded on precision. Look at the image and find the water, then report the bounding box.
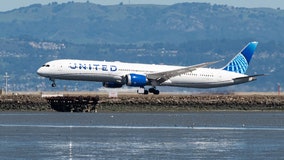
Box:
[0,112,284,159]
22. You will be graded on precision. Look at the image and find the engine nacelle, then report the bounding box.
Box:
[102,82,123,88]
[126,74,148,87]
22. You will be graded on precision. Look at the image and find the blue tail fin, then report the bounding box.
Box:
[222,41,258,74]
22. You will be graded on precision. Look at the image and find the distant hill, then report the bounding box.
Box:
[0,2,283,92]
[1,2,284,44]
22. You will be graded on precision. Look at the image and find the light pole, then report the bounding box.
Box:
[4,72,9,94]
[278,83,281,96]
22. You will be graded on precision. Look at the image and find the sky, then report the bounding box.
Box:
[1,0,284,12]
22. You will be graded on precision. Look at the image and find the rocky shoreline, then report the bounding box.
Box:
[0,95,52,112]
[0,93,283,112]
[98,94,284,112]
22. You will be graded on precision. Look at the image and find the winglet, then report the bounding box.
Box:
[222,41,258,74]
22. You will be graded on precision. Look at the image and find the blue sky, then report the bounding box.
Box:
[1,0,283,11]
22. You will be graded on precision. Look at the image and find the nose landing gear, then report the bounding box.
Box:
[50,78,56,87]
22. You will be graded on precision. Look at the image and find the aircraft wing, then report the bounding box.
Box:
[147,60,221,84]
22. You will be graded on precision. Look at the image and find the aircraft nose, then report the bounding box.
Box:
[37,67,45,76]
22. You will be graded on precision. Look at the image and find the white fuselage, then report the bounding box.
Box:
[37,59,249,88]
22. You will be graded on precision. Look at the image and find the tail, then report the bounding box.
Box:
[222,41,258,74]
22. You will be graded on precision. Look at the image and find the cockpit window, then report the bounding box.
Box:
[42,64,50,67]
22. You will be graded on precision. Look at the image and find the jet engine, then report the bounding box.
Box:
[126,74,148,87]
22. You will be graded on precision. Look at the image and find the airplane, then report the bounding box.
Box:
[37,41,263,95]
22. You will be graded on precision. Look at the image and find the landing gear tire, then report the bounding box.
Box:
[149,87,160,95]
[149,88,155,93]
[51,83,56,87]
[153,90,160,95]
[50,78,56,87]
[144,90,149,95]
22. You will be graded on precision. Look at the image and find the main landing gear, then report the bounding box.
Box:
[50,78,56,87]
[137,87,160,95]
[149,87,160,95]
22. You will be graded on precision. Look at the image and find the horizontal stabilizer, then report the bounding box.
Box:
[233,74,265,84]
